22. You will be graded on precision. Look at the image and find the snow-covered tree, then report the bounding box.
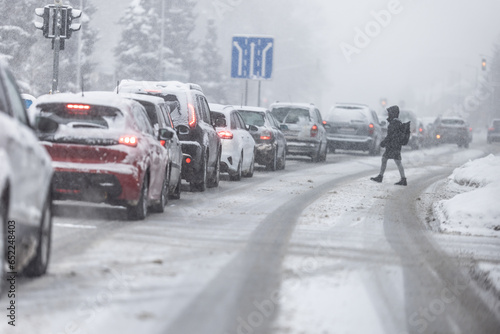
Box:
[115,0,197,82]
[0,0,39,88]
[194,19,227,103]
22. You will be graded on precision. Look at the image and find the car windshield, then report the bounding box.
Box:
[135,101,158,126]
[441,119,465,125]
[238,110,266,127]
[327,106,368,123]
[272,107,310,124]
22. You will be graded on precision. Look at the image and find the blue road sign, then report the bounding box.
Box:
[231,36,274,80]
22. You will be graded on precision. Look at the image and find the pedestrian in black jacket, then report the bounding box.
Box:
[370,105,407,186]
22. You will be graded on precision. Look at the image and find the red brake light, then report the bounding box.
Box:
[419,127,423,133]
[311,124,318,137]
[160,140,166,147]
[145,89,162,93]
[218,130,233,139]
[368,123,374,135]
[119,136,138,147]
[67,104,90,110]
[188,103,197,128]
[260,130,272,140]
[469,127,472,132]
[322,120,327,125]
[185,157,192,164]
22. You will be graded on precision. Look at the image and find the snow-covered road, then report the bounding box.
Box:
[1,139,499,334]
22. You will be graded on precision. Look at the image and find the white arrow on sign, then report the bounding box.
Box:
[261,42,273,78]
[233,41,243,76]
[249,42,255,77]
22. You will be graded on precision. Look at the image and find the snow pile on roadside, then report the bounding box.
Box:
[434,154,500,235]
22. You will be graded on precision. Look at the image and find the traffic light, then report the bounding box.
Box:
[482,58,487,71]
[34,7,50,37]
[380,98,387,107]
[66,8,82,39]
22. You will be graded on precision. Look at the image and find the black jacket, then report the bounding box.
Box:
[380,118,402,160]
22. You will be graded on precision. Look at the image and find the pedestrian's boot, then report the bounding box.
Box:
[370,175,383,183]
[395,178,407,186]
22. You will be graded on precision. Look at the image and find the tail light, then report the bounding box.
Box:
[488,127,494,132]
[218,130,233,139]
[260,130,272,140]
[436,134,441,139]
[185,157,192,164]
[419,127,423,133]
[160,140,166,147]
[469,127,472,132]
[322,120,327,125]
[311,125,318,137]
[368,123,374,135]
[188,103,197,128]
[67,104,90,110]
[119,135,138,147]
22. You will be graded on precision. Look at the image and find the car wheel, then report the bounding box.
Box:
[190,154,207,192]
[127,176,148,220]
[24,193,52,277]
[207,150,220,188]
[170,174,181,200]
[244,155,255,177]
[267,148,278,171]
[312,143,322,162]
[230,153,243,181]
[151,169,169,213]
[278,147,286,170]
[320,142,327,161]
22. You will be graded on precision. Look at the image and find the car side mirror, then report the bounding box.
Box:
[158,127,175,141]
[247,124,258,132]
[176,124,189,136]
[279,124,289,131]
[36,116,59,133]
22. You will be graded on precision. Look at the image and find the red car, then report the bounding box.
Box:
[35,92,172,220]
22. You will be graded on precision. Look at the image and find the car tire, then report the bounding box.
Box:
[190,154,207,192]
[127,176,148,220]
[207,150,220,188]
[320,142,327,161]
[277,147,286,170]
[230,153,243,181]
[170,175,181,200]
[244,155,255,177]
[151,169,169,213]
[267,148,278,171]
[24,193,52,277]
[312,143,322,162]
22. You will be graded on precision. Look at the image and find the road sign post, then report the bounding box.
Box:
[231,36,274,106]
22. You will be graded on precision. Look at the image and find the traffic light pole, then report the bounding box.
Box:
[52,3,61,93]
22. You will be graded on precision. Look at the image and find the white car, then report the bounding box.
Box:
[0,64,54,287]
[209,104,256,181]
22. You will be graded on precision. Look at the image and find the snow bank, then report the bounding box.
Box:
[435,154,500,235]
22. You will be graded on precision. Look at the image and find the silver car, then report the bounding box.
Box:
[270,102,327,162]
[323,103,383,155]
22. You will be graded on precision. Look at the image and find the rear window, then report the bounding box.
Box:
[238,110,266,127]
[162,93,189,127]
[211,111,226,128]
[441,119,465,125]
[272,107,310,124]
[327,106,368,123]
[37,103,124,130]
[135,101,158,126]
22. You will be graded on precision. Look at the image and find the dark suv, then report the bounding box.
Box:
[433,116,472,148]
[117,80,221,191]
[323,103,382,155]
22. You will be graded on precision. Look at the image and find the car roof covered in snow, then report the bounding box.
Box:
[35,91,139,111]
[209,103,236,114]
[270,102,316,110]
[117,79,203,94]
[118,92,166,105]
[233,105,269,113]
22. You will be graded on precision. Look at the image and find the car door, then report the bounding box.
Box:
[159,104,182,187]
[234,111,254,168]
[196,94,219,170]
[0,68,50,230]
[132,103,165,201]
[267,112,286,155]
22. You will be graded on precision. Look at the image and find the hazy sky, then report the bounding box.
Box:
[90,0,500,114]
